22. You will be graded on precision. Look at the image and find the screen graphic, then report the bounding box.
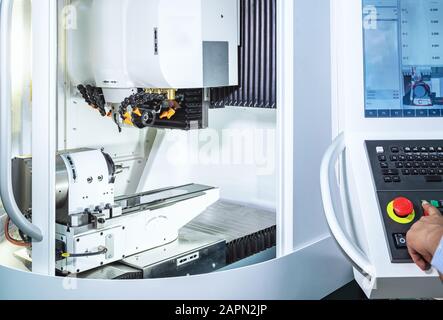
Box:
[363,0,443,118]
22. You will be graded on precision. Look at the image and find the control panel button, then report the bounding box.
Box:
[431,200,440,208]
[393,197,414,218]
[383,169,399,176]
[384,177,392,183]
[393,234,407,249]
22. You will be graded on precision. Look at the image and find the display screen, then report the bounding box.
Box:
[363,0,443,117]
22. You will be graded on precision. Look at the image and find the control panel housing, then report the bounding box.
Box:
[366,140,443,263]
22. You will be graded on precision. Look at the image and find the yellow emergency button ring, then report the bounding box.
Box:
[386,198,416,224]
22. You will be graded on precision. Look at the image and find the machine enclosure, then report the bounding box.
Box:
[67,0,239,90]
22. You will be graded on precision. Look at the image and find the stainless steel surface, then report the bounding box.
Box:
[76,263,142,280]
[116,184,216,214]
[12,155,69,212]
[122,228,225,270]
[186,201,276,243]
[79,228,226,280]
[55,156,69,209]
[79,200,276,280]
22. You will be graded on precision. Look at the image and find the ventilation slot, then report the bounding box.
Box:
[210,0,277,109]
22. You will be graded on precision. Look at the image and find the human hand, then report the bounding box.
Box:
[406,201,443,275]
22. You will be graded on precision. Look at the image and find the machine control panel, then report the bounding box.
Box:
[366,140,443,262]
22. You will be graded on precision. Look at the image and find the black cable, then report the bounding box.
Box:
[18,229,32,244]
[61,247,108,259]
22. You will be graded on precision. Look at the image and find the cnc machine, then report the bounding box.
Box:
[0,0,354,300]
[2,0,278,277]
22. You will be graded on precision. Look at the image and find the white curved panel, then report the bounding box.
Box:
[0,236,352,300]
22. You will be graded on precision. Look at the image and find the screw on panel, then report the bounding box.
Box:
[87,177,93,183]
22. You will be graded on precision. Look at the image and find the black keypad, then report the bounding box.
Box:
[377,144,443,183]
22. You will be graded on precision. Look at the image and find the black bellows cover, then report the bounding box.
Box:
[210,0,277,109]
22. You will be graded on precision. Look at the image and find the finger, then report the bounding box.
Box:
[408,248,429,271]
[422,201,442,217]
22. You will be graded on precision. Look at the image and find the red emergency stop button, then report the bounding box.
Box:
[393,197,414,218]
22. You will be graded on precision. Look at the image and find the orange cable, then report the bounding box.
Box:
[4,216,31,247]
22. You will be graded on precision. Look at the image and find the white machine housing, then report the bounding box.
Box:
[67,0,239,102]
[56,184,220,274]
[328,0,443,299]
[60,150,114,215]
